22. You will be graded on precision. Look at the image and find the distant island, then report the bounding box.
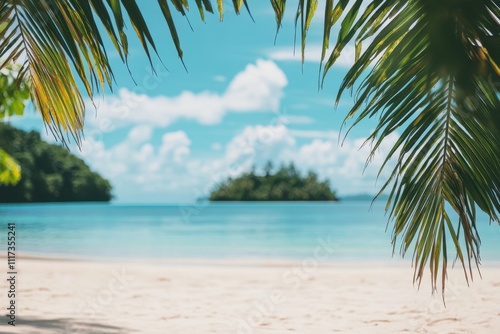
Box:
[0,123,112,203]
[209,162,338,201]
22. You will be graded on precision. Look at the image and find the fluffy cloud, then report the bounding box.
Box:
[127,125,153,143]
[77,126,198,201]
[224,60,287,112]
[223,124,296,174]
[266,44,357,67]
[279,115,314,125]
[86,59,287,130]
[217,124,399,195]
[76,121,399,202]
[212,75,226,82]
[159,131,191,164]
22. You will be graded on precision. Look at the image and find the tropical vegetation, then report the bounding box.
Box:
[0,123,112,202]
[210,162,337,201]
[0,0,498,294]
[0,66,30,185]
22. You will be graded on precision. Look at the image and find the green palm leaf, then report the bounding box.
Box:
[0,0,256,143]
[317,0,500,295]
[0,148,20,185]
[2,1,126,143]
[0,63,29,186]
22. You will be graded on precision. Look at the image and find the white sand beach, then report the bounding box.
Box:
[1,256,500,334]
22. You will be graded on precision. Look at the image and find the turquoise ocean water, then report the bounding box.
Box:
[0,202,498,262]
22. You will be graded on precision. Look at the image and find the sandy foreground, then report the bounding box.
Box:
[0,256,499,334]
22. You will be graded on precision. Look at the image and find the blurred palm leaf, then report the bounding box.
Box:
[0,148,20,185]
[231,0,500,295]
[316,0,500,295]
[0,64,30,186]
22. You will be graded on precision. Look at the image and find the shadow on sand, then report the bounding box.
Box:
[0,316,130,333]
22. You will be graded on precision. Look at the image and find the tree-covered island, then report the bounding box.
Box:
[0,123,112,203]
[209,162,338,201]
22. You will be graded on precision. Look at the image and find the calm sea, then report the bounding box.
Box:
[0,202,498,262]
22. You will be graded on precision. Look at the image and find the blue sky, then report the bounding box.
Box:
[9,2,399,203]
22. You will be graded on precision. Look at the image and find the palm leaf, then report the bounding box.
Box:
[194,0,214,21]
[0,1,197,142]
[292,0,318,64]
[0,148,20,185]
[0,1,260,145]
[270,0,287,41]
[315,0,500,295]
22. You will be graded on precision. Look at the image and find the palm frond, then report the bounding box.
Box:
[270,0,287,41]
[0,0,249,144]
[315,0,500,294]
[1,1,130,143]
[0,63,29,186]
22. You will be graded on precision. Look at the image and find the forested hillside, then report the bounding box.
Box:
[0,123,112,202]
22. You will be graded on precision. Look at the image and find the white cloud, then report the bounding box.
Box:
[86,59,288,130]
[224,60,288,112]
[215,126,399,196]
[200,126,398,198]
[211,142,222,151]
[76,123,399,203]
[289,129,338,139]
[213,75,226,82]
[159,131,191,164]
[278,115,314,125]
[224,124,296,173]
[292,133,400,193]
[127,125,153,143]
[77,126,198,202]
[266,44,357,67]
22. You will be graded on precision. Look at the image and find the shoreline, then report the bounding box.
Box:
[8,251,500,268]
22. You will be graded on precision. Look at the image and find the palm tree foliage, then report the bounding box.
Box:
[0,64,30,185]
[0,0,252,143]
[321,0,500,296]
[0,0,499,295]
